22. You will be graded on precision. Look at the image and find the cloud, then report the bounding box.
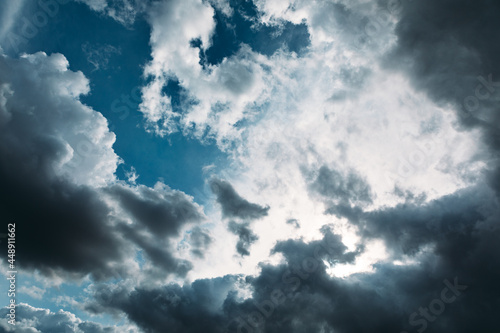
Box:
[139,0,283,142]
[0,51,206,281]
[2,2,499,333]
[285,218,300,229]
[0,0,27,43]
[188,226,214,258]
[75,0,148,26]
[18,285,46,300]
[308,165,373,206]
[388,0,500,193]
[85,276,240,333]
[84,187,500,333]
[227,221,259,256]
[209,178,268,256]
[130,0,487,281]
[0,303,132,333]
[0,51,130,280]
[81,42,121,71]
[210,178,269,220]
[107,183,204,238]
[333,183,500,260]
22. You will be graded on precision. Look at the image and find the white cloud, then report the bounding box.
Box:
[18,285,46,300]
[0,303,139,333]
[0,51,120,187]
[140,0,271,144]
[76,0,147,26]
[136,0,486,280]
[76,0,107,12]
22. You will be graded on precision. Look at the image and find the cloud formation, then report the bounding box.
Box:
[0,51,204,281]
[86,186,500,332]
[0,303,132,333]
[210,178,269,256]
[389,0,500,193]
[1,1,500,332]
[210,178,269,220]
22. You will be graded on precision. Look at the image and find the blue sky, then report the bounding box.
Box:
[1,1,500,333]
[3,0,228,195]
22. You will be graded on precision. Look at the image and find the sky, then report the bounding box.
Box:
[0,0,499,332]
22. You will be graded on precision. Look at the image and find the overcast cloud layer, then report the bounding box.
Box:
[0,0,499,332]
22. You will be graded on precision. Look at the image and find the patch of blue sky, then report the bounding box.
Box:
[0,0,309,199]
[199,0,310,67]
[3,1,228,197]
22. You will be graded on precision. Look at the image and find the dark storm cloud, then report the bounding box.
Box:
[388,0,500,191]
[227,221,258,256]
[107,183,203,237]
[85,275,239,333]
[118,223,193,277]
[309,165,373,205]
[0,173,130,280]
[0,52,202,279]
[322,184,500,333]
[86,185,500,333]
[85,229,363,333]
[210,178,269,220]
[0,52,130,280]
[0,303,119,333]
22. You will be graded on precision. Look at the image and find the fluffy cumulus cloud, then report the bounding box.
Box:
[0,51,205,284]
[139,0,313,143]
[0,303,135,332]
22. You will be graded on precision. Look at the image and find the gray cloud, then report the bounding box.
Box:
[227,221,258,257]
[285,218,300,229]
[85,276,239,333]
[189,226,213,258]
[107,183,204,238]
[210,178,269,220]
[0,52,203,280]
[76,0,150,26]
[2,2,500,333]
[0,52,130,280]
[86,188,500,332]
[388,0,500,193]
[210,178,269,256]
[309,165,373,206]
